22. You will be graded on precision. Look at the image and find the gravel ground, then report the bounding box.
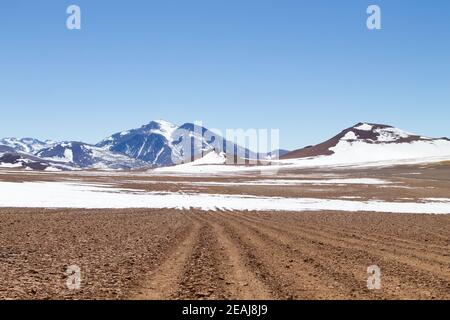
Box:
[0,209,448,300]
[0,163,449,300]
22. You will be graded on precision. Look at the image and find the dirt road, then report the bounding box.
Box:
[1,209,448,300]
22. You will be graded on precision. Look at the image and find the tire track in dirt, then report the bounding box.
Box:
[196,212,273,300]
[232,212,436,298]
[213,212,352,299]
[224,212,403,299]
[173,213,226,299]
[92,210,448,300]
[131,214,200,300]
[132,212,272,300]
[226,212,450,299]
[219,212,374,299]
[258,212,450,256]
[236,213,450,275]
[303,223,450,258]
[251,211,449,255]
[239,212,450,281]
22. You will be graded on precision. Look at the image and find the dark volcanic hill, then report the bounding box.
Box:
[282,122,450,159]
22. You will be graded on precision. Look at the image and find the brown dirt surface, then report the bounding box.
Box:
[1,164,449,300]
[0,208,448,300]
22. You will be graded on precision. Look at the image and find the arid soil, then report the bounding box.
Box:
[0,163,449,300]
[0,209,448,300]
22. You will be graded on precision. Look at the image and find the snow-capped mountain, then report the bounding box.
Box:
[174,122,259,161]
[0,145,71,171]
[0,137,54,153]
[3,121,449,171]
[281,122,450,165]
[155,122,450,174]
[97,120,180,166]
[2,120,265,170]
[0,145,17,156]
[97,120,257,167]
[36,142,147,170]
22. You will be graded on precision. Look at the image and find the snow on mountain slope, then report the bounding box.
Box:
[278,122,450,166]
[0,145,17,156]
[0,137,55,153]
[192,151,227,165]
[2,119,258,170]
[0,145,72,171]
[155,151,227,173]
[97,120,181,166]
[98,120,177,150]
[4,121,448,172]
[154,122,450,174]
[37,142,147,169]
[97,120,258,167]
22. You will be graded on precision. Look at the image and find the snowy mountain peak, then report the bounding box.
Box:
[343,122,433,144]
[141,120,178,141]
[0,137,54,153]
[353,122,374,131]
[152,119,177,128]
[96,120,251,167]
[2,121,449,171]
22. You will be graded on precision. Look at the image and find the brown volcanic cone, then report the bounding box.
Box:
[281,122,439,160]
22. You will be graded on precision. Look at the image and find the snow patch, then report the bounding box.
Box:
[421,198,450,202]
[0,181,448,214]
[0,163,22,168]
[187,178,390,186]
[151,120,178,142]
[44,167,62,172]
[241,178,389,185]
[154,138,450,174]
[341,131,358,141]
[157,152,227,172]
[374,127,412,142]
[64,149,73,162]
[354,123,373,131]
[190,152,227,166]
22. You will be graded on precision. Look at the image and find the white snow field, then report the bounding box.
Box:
[0,181,449,214]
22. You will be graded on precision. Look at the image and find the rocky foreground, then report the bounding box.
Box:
[0,208,448,300]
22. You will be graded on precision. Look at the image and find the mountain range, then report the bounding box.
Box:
[1,121,449,171]
[0,120,273,171]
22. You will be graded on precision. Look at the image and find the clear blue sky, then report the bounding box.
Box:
[1,0,449,150]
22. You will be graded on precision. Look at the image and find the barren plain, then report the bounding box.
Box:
[0,162,449,300]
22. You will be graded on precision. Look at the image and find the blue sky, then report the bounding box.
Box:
[1,0,449,150]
